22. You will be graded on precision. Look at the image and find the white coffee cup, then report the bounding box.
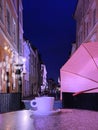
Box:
[30,96,54,112]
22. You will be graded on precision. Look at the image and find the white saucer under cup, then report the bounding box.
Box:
[31,108,61,116]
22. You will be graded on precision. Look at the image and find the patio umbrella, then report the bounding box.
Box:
[60,42,98,96]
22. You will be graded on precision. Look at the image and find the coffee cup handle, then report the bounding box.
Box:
[30,99,37,108]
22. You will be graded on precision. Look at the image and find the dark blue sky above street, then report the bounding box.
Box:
[23,0,78,82]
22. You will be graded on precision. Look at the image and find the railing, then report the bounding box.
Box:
[0,93,22,113]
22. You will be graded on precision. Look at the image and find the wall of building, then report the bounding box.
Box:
[0,0,20,93]
[74,0,98,47]
[61,0,98,111]
[40,64,48,93]
[0,0,44,98]
[22,39,30,97]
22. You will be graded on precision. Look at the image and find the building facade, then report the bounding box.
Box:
[22,39,30,97]
[74,0,98,47]
[40,64,48,93]
[32,49,41,96]
[61,0,98,111]
[22,41,42,98]
[0,0,24,93]
[71,42,77,55]
[0,0,45,98]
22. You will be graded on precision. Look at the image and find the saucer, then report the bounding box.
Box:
[30,109,61,116]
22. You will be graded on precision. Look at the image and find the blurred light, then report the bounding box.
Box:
[4,46,8,50]
[22,57,26,63]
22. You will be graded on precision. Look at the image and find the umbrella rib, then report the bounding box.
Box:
[62,70,98,83]
[82,44,98,70]
[73,87,98,96]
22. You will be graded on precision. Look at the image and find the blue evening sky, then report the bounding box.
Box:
[23,0,78,82]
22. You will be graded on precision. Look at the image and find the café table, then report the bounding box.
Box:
[0,109,98,130]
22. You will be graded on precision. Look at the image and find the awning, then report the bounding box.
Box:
[60,42,98,95]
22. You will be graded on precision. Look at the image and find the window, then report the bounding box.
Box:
[0,64,2,91]
[19,38,22,54]
[19,10,23,26]
[12,18,17,44]
[93,9,96,26]
[12,0,16,9]
[0,0,3,22]
[6,8,11,35]
[87,22,88,35]
[84,22,85,39]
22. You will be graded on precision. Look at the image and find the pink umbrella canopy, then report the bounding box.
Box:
[60,42,98,95]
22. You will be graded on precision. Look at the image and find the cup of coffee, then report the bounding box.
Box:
[30,96,54,112]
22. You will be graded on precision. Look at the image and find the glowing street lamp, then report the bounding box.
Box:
[14,56,26,92]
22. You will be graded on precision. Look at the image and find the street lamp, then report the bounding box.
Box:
[15,64,22,92]
[14,56,26,92]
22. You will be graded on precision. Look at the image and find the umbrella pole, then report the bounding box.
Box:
[73,87,98,96]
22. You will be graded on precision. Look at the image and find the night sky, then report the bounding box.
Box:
[23,0,78,82]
